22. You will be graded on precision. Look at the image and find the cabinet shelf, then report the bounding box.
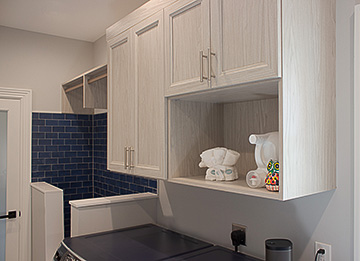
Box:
[62,64,107,114]
[168,176,281,200]
[166,78,279,103]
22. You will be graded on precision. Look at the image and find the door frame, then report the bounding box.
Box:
[354,5,360,260]
[0,87,32,261]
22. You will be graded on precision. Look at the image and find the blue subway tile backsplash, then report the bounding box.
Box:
[31,112,157,237]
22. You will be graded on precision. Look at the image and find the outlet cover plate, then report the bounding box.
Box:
[232,223,246,246]
[315,241,331,261]
[232,223,246,232]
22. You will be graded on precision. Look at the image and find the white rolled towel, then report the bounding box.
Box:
[222,149,240,166]
[205,166,238,181]
[200,147,240,182]
[199,147,227,168]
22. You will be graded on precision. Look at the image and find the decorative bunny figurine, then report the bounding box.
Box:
[199,147,240,181]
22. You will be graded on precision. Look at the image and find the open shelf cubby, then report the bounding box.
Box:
[62,64,107,114]
[167,81,282,200]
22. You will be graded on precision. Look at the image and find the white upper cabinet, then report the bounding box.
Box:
[107,10,166,179]
[164,0,280,96]
[164,0,211,96]
[106,0,335,200]
[108,30,135,173]
[210,0,280,88]
[132,11,165,179]
[166,0,335,201]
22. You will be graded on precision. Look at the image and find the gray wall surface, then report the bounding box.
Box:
[93,35,107,67]
[157,0,356,260]
[0,26,94,112]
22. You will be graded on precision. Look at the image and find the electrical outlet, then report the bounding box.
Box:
[232,223,246,232]
[232,223,246,246]
[315,241,331,261]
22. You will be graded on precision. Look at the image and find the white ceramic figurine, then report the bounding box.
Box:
[199,147,240,181]
[246,131,279,188]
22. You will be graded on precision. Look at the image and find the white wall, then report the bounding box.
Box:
[157,0,355,260]
[0,26,94,112]
[93,35,107,67]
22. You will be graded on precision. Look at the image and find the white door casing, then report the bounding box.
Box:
[0,87,32,261]
[355,5,360,261]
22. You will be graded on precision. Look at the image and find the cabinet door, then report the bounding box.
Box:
[107,30,135,173]
[165,0,211,96]
[211,0,280,88]
[132,11,165,179]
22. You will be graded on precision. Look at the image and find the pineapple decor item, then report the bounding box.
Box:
[265,160,280,192]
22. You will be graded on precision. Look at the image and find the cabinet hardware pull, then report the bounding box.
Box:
[124,146,129,169]
[208,48,215,81]
[200,50,208,82]
[129,147,135,169]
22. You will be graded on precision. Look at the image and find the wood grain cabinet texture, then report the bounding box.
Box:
[164,0,211,96]
[106,0,336,200]
[166,0,336,201]
[108,30,134,173]
[107,11,165,180]
[164,0,280,97]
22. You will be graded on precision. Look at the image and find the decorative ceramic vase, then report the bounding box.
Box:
[246,131,279,188]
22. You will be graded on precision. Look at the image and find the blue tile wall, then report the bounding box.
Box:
[32,113,94,237]
[93,113,157,197]
[31,112,157,238]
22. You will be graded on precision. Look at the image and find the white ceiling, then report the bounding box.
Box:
[0,0,149,42]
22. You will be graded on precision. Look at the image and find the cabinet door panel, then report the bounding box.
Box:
[165,0,210,96]
[211,0,280,87]
[108,31,135,173]
[133,12,165,179]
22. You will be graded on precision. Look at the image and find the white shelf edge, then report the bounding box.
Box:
[31,181,63,193]
[69,192,158,209]
[168,176,282,201]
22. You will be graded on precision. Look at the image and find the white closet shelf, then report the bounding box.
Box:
[62,64,107,114]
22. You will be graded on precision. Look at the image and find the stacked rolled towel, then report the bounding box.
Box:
[199,147,240,181]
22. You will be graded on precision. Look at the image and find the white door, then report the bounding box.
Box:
[0,100,21,261]
[0,88,31,261]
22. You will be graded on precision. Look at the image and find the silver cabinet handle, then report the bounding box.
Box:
[129,147,135,169]
[200,50,208,82]
[124,146,129,169]
[208,48,215,81]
